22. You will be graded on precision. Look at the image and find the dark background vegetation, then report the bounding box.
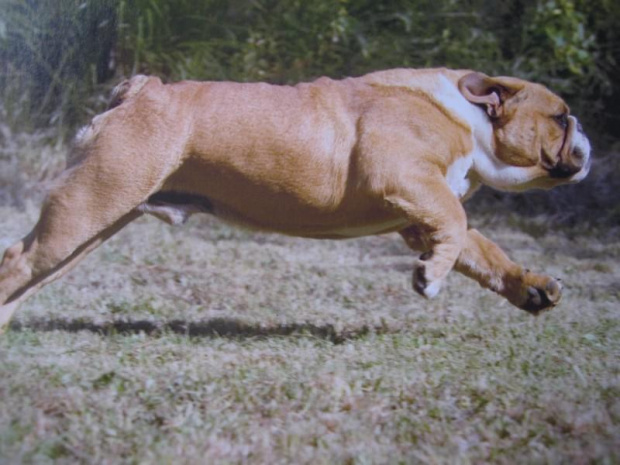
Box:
[1,0,619,228]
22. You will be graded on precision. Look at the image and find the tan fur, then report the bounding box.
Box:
[0,68,591,329]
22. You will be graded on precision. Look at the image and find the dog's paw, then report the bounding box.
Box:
[412,259,443,299]
[517,275,562,315]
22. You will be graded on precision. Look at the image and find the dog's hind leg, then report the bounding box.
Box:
[0,122,187,329]
[0,208,142,329]
[0,76,191,330]
[0,152,159,330]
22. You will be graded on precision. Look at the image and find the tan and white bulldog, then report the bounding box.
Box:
[0,68,591,329]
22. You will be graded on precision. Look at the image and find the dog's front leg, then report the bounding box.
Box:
[391,174,468,299]
[453,229,562,313]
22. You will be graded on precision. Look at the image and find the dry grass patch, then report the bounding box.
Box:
[0,206,618,463]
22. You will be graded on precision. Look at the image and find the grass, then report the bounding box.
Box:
[0,201,618,464]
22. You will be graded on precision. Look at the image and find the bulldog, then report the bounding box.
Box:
[0,68,591,329]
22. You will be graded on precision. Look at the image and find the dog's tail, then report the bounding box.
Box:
[107,75,152,110]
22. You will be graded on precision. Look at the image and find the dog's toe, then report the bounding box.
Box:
[520,279,562,315]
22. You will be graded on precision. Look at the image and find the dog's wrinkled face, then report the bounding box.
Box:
[459,73,591,191]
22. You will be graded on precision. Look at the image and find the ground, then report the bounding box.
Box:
[0,205,618,464]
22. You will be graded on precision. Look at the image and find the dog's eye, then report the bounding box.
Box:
[553,113,569,130]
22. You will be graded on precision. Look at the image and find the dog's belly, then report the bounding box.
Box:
[208,198,410,238]
[153,184,410,238]
[158,159,410,238]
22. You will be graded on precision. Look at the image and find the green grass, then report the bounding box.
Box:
[0,204,618,464]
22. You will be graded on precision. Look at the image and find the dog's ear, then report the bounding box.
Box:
[458,72,523,119]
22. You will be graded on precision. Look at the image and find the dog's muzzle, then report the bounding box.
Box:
[550,116,591,182]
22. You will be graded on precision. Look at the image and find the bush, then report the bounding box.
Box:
[0,0,117,133]
[1,0,618,136]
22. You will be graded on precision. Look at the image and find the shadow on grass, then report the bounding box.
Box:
[9,317,391,344]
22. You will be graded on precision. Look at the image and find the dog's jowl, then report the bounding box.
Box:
[0,68,591,329]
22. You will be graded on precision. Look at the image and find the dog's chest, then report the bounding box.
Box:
[446,154,476,200]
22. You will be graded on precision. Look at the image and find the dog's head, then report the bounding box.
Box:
[458,72,591,191]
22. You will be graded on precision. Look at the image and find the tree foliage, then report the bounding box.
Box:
[0,0,618,137]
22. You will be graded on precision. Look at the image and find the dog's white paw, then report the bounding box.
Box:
[412,259,443,299]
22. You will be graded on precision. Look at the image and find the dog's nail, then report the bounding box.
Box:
[414,266,427,289]
[420,251,433,261]
[527,286,542,307]
[545,280,562,301]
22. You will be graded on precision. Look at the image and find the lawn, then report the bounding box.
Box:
[0,205,618,464]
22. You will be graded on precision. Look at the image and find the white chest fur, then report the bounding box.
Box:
[433,75,539,193]
[446,154,477,200]
[432,76,487,200]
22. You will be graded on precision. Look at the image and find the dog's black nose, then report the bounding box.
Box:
[549,144,589,178]
[549,157,583,179]
[549,163,580,178]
